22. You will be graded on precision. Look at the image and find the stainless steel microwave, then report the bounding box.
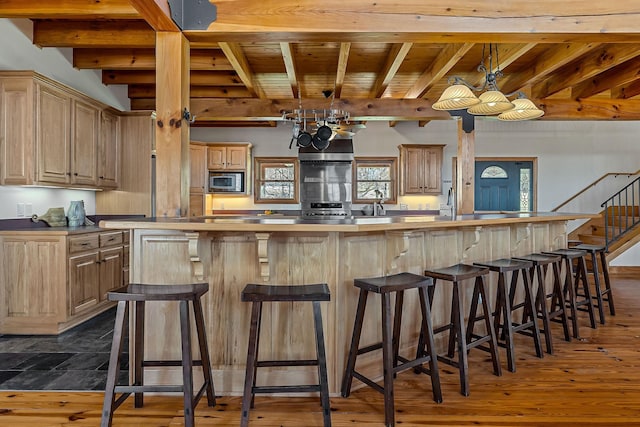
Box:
[208,171,245,193]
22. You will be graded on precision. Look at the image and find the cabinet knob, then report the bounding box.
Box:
[99,176,104,179]
[74,172,78,176]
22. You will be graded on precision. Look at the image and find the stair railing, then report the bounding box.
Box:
[601,176,640,248]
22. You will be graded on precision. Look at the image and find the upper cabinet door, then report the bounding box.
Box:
[0,78,34,185]
[226,146,247,169]
[36,83,71,184]
[190,144,207,193]
[98,110,120,189]
[71,99,99,186]
[207,146,226,170]
[206,145,248,170]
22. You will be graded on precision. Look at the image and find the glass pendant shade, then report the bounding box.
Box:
[497,98,544,121]
[432,84,481,110]
[467,90,514,115]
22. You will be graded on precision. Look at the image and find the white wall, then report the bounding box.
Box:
[0,186,96,219]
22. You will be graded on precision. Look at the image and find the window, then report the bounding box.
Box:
[480,165,508,178]
[353,157,397,204]
[254,157,299,203]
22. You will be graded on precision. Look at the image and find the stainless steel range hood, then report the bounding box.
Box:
[299,139,354,218]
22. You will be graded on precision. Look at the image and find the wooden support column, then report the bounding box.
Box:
[155,31,190,217]
[456,118,475,215]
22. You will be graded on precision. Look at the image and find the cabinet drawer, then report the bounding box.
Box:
[100,231,123,247]
[68,234,99,254]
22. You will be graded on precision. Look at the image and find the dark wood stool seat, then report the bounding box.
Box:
[513,253,570,354]
[473,258,543,372]
[341,272,442,427]
[241,283,331,427]
[543,249,597,339]
[420,264,502,396]
[573,244,616,323]
[101,283,216,427]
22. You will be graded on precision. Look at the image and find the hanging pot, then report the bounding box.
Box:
[316,124,332,140]
[297,131,313,147]
[312,133,330,150]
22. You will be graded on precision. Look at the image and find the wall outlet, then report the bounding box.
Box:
[16,203,25,217]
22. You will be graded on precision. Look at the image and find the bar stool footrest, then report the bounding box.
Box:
[256,359,319,367]
[351,371,384,395]
[143,360,204,367]
[253,385,321,394]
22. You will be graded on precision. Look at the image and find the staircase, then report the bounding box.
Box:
[569,205,640,262]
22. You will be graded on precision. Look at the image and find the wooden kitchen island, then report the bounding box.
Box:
[100,212,595,396]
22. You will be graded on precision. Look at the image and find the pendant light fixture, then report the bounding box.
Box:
[433,44,544,121]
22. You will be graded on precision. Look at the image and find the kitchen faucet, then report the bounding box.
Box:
[373,189,385,216]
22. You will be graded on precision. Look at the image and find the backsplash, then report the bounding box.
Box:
[0,186,96,220]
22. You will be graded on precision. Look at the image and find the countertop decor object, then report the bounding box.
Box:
[67,200,86,227]
[31,207,67,227]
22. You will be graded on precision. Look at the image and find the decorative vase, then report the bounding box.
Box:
[67,200,86,227]
[31,207,67,227]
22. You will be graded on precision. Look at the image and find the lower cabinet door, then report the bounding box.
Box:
[68,252,100,315]
[99,246,124,301]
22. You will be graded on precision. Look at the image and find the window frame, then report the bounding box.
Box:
[253,157,299,204]
[352,156,398,204]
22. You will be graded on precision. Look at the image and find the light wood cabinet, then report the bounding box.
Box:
[399,144,444,195]
[189,193,205,217]
[0,229,126,334]
[207,144,248,170]
[0,77,34,185]
[0,71,119,190]
[190,143,207,193]
[98,109,120,189]
[36,82,71,184]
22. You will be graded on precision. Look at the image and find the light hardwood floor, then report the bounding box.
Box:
[1,275,640,426]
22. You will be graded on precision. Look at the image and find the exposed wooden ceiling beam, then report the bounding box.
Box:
[218,42,264,98]
[102,70,244,86]
[334,42,351,98]
[539,98,640,119]
[33,20,155,48]
[499,43,601,94]
[404,43,474,99]
[128,0,178,31]
[0,0,139,19]
[371,43,412,98]
[128,85,251,99]
[572,56,640,99]
[73,48,233,71]
[280,42,299,98]
[533,44,640,98]
[200,1,640,39]
[190,98,453,121]
[611,79,640,99]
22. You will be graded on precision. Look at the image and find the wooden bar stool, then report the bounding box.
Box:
[543,249,597,339]
[241,283,331,427]
[101,283,216,427]
[513,253,570,354]
[341,272,442,427]
[573,243,616,324]
[473,258,543,372]
[420,264,501,396]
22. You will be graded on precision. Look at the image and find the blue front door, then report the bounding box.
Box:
[475,161,533,211]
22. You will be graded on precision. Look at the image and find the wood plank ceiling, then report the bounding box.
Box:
[3,1,640,126]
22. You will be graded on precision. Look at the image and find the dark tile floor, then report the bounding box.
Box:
[0,307,128,391]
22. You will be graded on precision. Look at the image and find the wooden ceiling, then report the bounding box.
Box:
[4,1,640,126]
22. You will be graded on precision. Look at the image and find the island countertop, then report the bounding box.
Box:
[100,211,597,232]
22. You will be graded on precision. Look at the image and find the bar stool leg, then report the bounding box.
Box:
[101,300,128,427]
[418,287,442,403]
[341,289,368,397]
[587,250,606,324]
[134,300,144,408]
[600,251,616,315]
[521,269,544,358]
[575,256,597,329]
[551,261,571,343]
[179,301,195,427]
[478,277,502,376]
[192,297,216,406]
[241,301,262,427]
[561,257,581,339]
[531,264,553,354]
[381,292,395,427]
[391,291,404,373]
[452,283,470,396]
[312,301,332,427]
[497,272,516,372]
